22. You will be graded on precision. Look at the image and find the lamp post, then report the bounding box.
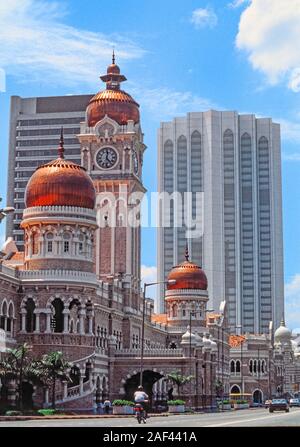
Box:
[0,198,14,223]
[189,308,213,409]
[139,279,176,387]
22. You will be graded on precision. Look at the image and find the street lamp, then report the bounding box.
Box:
[139,279,176,387]
[189,308,213,409]
[0,198,14,223]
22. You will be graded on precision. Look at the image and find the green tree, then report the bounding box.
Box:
[39,351,71,409]
[166,371,194,399]
[0,343,42,410]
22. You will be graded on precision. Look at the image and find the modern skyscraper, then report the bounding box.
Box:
[5,94,93,250]
[157,110,284,334]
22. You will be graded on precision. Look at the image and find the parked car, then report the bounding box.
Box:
[269,399,289,413]
[264,399,271,408]
[289,398,300,407]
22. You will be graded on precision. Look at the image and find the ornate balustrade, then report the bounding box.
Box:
[115,348,183,357]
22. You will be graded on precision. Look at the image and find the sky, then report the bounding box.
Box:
[0,0,300,329]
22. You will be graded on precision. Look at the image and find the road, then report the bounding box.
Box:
[0,407,300,427]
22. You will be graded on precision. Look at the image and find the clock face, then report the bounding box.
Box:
[96,147,118,169]
[133,151,139,174]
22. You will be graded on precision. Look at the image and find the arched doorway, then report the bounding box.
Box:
[21,382,34,409]
[124,370,164,406]
[253,389,263,404]
[230,385,241,394]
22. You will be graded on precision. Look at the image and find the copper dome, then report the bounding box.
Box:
[25,132,96,209]
[86,54,140,127]
[167,247,208,291]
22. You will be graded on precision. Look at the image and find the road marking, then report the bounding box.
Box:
[205,411,295,427]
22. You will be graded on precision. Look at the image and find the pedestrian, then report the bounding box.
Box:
[103,398,111,414]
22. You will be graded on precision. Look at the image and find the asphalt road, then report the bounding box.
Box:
[0,407,300,427]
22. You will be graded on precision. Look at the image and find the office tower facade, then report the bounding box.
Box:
[157,110,284,334]
[5,94,93,250]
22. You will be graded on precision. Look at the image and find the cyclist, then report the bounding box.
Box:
[134,385,149,418]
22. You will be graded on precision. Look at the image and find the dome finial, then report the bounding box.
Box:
[185,241,189,261]
[58,127,64,159]
[112,48,115,64]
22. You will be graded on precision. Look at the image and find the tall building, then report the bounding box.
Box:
[5,93,93,250]
[157,110,284,334]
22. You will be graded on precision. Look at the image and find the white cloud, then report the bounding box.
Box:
[0,0,144,86]
[285,274,300,329]
[282,153,300,162]
[236,0,300,91]
[228,0,249,8]
[141,265,157,301]
[134,87,217,120]
[190,7,218,29]
[275,117,300,143]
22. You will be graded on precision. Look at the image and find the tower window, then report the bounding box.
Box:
[47,241,53,252]
[79,242,83,252]
[64,241,69,253]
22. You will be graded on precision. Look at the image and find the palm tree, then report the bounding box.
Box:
[0,343,42,410]
[39,351,71,409]
[166,371,194,399]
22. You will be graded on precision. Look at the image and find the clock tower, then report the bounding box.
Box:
[78,53,146,311]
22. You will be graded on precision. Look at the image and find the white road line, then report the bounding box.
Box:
[205,411,295,427]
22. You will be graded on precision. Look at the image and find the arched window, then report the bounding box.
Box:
[236,360,241,373]
[46,232,54,253]
[261,360,265,374]
[177,135,187,263]
[253,360,257,373]
[249,359,253,374]
[25,299,36,333]
[163,139,174,276]
[230,360,235,373]
[172,304,178,318]
[258,360,261,373]
[51,298,64,333]
[191,130,203,266]
[68,366,80,387]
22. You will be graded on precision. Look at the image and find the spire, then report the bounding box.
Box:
[185,241,189,261]
[58,127,64,159]
[112,48,115,64]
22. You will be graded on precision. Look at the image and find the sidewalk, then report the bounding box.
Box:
[0,413,169,422]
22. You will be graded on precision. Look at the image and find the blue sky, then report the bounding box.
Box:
[0,0,300,328]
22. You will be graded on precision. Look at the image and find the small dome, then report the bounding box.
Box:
[86,56,140,127]
[274,319,292,342]
[181,326,197,345]
[167,246,208,291]
[25,132,96,209]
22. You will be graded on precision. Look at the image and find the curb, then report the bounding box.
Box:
[0,413,169,422]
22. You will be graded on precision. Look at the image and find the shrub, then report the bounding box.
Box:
[112,400,135,407]
[167,400,185,406]
[236,400,248,405]
[37,409,58,416]
[5,410,23,416]
[221,400,230,405]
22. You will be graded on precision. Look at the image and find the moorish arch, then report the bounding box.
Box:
[122,370,164,402]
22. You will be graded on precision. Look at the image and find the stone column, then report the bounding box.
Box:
[20,308,27,333]
[63,309,70,334]
[34,311,40,333]
[88,312,94,335]
[80,376,84,394]
[63,381,68,399]
[7,379,17,408]
[46,311,52,333]
[79,309,86,335]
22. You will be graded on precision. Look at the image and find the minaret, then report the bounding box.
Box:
[78,55,146,311]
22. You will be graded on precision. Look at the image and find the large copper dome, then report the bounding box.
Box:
[25,133,96,209]
[86,55,140,127]
[167,248,208,291]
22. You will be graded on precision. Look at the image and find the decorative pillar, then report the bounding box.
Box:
[20,308,27,333]
[46,311,52,333]
[88,312,94,335]
[79,309,86,335]
[80,376,84,394]
[63,309,70,334]
[63,381,68,399]
[34,311,40,333]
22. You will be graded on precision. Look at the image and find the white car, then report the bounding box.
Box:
[289,398,300,407]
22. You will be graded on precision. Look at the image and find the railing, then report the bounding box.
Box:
[18,269,97,283]
[115,348,183,357]
[23,205,96,218]
[0,263,17,278]
[19,333,95,347]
